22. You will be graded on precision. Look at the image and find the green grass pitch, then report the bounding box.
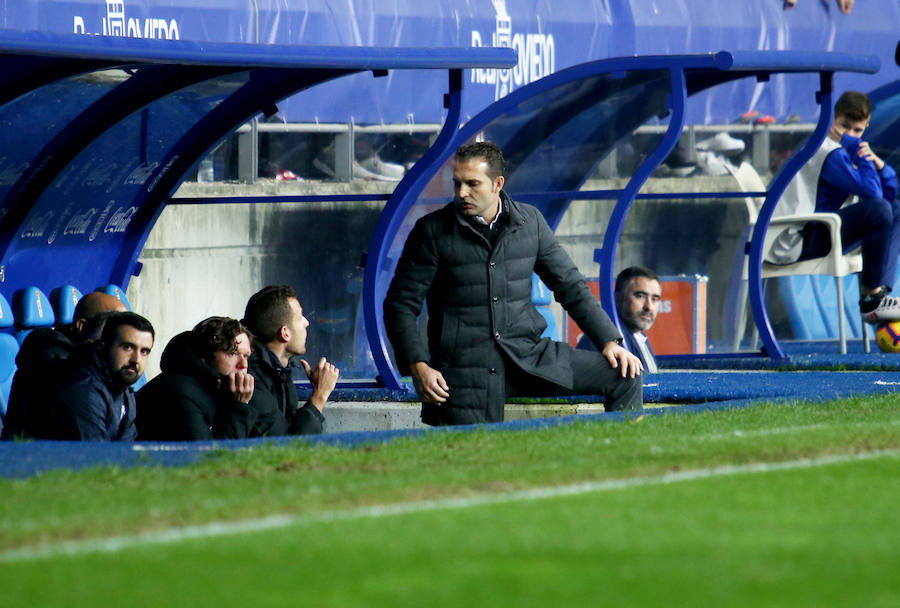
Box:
[1,395,898,607]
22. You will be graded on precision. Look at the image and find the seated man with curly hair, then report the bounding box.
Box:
[136,316,255,440]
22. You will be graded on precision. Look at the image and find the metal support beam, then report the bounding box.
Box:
[237,117,258,183]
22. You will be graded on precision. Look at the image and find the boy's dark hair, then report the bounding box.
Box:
[455,141,505,180]
[191,317,252,364]
[242,285,298,343]
[834,91,872,122]
[100,311,155,344]
[615,266,659,295]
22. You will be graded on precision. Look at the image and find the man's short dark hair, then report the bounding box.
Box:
[243,285,298,343]
[834,91,872,123]
[455,141,505,180]
[615,266,659,295]
[100,311,155,344]
[191,316,252,364]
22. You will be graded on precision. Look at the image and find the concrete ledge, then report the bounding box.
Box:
[323,402,426,433]
[322,401,608,433]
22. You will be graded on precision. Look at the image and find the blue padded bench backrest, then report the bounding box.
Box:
[531,273,552,306]
[12,287,55,345]
[0,332,17,418]
[0,293,18,418]
[0,291,14,330]
[100,284,132,311]
[531,274,559,340]
[50,285,84,326]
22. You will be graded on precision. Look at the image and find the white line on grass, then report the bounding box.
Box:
[2,447,898,563]
[703,416,900,441]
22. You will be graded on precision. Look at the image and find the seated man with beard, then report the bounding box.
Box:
[51,311,155,441]
[136,317,255,440]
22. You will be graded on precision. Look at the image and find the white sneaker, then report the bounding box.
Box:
[696,151,730,176]
[357,155,405,180]
[861,294,900,324]
[696,132,745,155]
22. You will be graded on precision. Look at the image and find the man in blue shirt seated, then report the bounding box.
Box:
[769,91,900,323]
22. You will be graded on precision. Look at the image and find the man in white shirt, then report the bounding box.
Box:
[577,266,661,373]
[614,267,662,373]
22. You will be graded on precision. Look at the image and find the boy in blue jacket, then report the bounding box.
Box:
[773,91,900,323]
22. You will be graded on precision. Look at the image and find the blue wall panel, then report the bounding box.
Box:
[2,0,896,125]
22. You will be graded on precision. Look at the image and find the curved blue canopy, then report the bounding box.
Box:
[0,30,516,297]
[364,50,880,388]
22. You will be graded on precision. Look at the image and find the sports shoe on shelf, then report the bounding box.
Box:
[696,132,745,155]
[357,155,405,180]
[860,291,900,324]
[754,114,776,125]
[312,155,337,179]
[657,145,697,177]
[667,159,697,177]
[696,151,730,176]
[735,110,759,124]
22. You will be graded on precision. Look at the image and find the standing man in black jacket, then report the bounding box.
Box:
[384,141,643,426]
[52,312,155,441]
[136,316,255,440]
[242,285,339,436]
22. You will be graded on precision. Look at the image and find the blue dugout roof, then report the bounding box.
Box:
[362,50,880,388]
[0,30,516,298]
[0,34,884,388]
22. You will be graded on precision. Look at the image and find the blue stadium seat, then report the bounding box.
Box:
[99,284,132,310]
[12,286,55,345]
[531,274,559,340]
[0,290,13,330]
[0,293,18,420]
[50,284,84,326]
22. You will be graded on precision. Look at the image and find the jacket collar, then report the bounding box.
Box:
[252,340,292,376]
[500,190,527,226]
[449,190,526,231]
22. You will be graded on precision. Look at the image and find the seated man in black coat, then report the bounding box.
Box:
[51,312,155,441]
[136,317,255,440]
[2,291,128,440]
[241,285,339,436]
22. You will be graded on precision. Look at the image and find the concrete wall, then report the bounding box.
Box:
[131,180,392,378]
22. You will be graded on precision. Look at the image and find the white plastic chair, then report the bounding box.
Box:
[728,161,867,354]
